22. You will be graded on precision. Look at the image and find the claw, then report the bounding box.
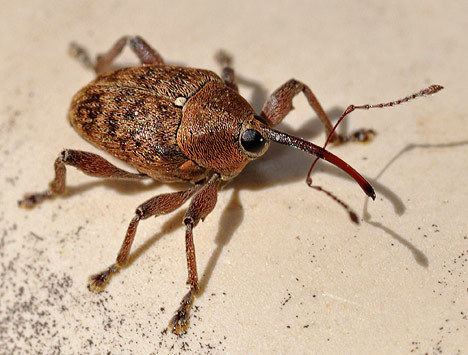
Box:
[18,191,51,209]
[87,265,119,293]
[69,41,94,71]
[331,133,347,146]
[169,309,190,335]
[330,129,376,145]
[351,128,376,143]
[168,289,195,335]
[214,49,233,67]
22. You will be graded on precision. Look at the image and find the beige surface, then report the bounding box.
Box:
[1,1,467,354]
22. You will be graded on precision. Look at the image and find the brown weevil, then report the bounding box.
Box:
[18,35,443,334]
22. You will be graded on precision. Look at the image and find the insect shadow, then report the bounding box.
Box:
[361,140,468,268]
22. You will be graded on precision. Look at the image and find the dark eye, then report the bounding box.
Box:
[240,129,266,154]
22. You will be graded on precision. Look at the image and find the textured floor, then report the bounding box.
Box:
[1,1,467,354]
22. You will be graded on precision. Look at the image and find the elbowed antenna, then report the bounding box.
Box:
[306,84,445,182]
[262,127,376,200]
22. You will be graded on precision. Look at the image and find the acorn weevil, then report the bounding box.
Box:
[18,35,443,334]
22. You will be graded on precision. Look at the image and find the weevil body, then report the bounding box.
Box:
[19,35,442,335]
[70,65,264,182]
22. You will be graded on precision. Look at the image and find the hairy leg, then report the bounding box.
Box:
[69,35,164,75]
[215,50,238,92]
[18,149,148,208]
[261,79,374,143]
[88,186,199,292]
[169,174,221,335]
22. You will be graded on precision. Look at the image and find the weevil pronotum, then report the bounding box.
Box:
[18,35,443,334]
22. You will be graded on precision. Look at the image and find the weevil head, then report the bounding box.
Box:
[177,81,269,180]
[177,80,375,199]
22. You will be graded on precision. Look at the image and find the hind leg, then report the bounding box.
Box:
[215,50,238,92]
[18,149,148,208]
[69,35,164,75]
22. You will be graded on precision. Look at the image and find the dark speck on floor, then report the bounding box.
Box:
[0,222,229,353]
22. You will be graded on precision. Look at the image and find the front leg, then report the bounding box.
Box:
[88,186,199,292]
[169,174,221,335]
[261,79,375,143]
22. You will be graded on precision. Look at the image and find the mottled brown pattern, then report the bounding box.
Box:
[95,65,222,100]
[69,65,222,182]
[178,81,258,179]
[25,35,445,339]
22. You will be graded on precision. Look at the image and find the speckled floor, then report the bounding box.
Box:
[1,1,467,354]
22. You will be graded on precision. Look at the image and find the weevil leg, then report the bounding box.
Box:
[261,79,375,144]
[87,186,199,292]
[18,149,149,209]
[70,35,164,75]
[215,50,238,92]
[169,174,221,335]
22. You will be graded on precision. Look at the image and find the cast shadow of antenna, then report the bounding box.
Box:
[362,140,468,268]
